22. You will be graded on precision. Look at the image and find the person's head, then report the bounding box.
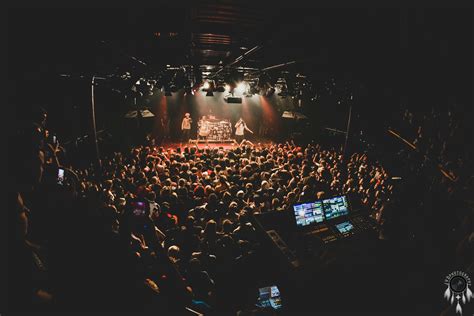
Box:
[208,193,218,207]
[204,219,217,237]
[204,185,214,196]
[245,182,253,192]
[188,258,202,274]
[219,176,227,184]
[238,239,251,254]
[220,218,232,233]
[272,198,280,208]
[185,113,190,118]
[104,179,113,191]
[185,216,195,228]
[194,185,205,197]
[229,201,238,213]
[100,189,113,204]
[236,190,245,199]
[222,191,232,203]
[168,245,181,263]
[145,189,155,201]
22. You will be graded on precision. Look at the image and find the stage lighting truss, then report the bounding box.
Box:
[111,62,349,106]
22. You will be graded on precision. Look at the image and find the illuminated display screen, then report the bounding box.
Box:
[293,201,324,227]
[257,285,282,310]
[322,195,349,220]
[293,195,350,228]
[335,221,354,234]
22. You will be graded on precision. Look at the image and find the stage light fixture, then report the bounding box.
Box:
[257,73,272,89]
[249,85,259,95]
[184,87,192,96]
[224,95,242,103]
[235,82,247,95]
[266,87,275,97]
[162,84,172,96]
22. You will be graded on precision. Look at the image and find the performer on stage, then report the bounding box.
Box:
[181,113,192,143]
[198,115,210,145]
[235,117,253,144]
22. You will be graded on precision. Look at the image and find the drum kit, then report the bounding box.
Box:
[196,116,232,142]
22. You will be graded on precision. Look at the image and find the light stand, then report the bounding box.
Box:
[343,94,353,160]
[91,75,105,167]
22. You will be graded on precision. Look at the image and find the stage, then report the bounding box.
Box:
[189,138,237,145]
[159,138,273,150]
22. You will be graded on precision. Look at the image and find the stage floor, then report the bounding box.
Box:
[160,138,273,150]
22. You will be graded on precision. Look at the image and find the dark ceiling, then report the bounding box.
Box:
[7,6,398,79]
[7,5,473,106]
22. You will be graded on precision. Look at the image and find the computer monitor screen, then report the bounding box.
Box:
[322,195,349,220]
[335,221,354,234]
[256,285,282,310]
[293,201,324,227]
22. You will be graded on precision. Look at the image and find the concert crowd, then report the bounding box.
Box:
[8,104,473,315]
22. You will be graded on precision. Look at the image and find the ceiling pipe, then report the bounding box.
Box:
[100,40,148,67]
[211,44,263,78]
[261,60,296,71]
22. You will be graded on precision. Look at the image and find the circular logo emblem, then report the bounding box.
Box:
[450,275,468,293]
[444,271,473,315]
